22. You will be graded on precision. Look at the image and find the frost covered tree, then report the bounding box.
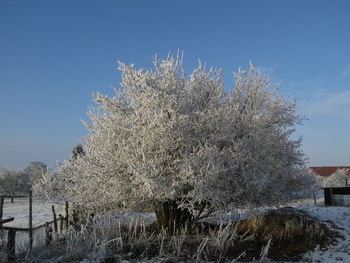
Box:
[40,54,306,231]
[323,168,349,187]
[0,168,22,196]
[303,169,323,204]
[24,161,47,185]
[34,169,65,200]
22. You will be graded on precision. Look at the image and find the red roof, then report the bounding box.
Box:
[309,166,350,177]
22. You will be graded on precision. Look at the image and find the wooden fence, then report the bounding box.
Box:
[0,192,70,262]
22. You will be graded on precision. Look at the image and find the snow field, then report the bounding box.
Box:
[2,197,65,228]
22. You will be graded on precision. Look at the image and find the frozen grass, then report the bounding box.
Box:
[23,214,275,263]
[0,222,57,263]
[22,204,340,263]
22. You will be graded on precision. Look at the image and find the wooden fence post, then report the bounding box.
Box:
[59,215,64,233]
[29,190,33,252]
[45,222,52,247]
[52,205,58,232]
[7,228,16,262]
[73,208,77,224]
[329,187,333,206]
[0,197,3,243]
[65,201,69,230]
[313,190,317,205]
[0,197,4,226]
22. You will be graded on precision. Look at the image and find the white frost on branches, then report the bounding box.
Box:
[0,168,22,196]
[323,168,350,187]
[37,54,306,213]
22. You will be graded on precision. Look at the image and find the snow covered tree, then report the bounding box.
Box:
[323,168,349,187]
[24,161,47,185]
[303,169,323,204]
[42,54,306,231]
[33,169,65,200]
[0,168,23,196]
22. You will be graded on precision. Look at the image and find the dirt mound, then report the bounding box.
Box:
[234,207,342,261]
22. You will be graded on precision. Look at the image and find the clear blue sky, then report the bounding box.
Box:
[1,0,350,169]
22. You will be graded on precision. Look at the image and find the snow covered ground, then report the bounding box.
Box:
[296,202,350,263]
[1,197,65,228]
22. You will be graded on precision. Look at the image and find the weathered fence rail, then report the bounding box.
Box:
[0,217,14,225]
[1,214,69,232]
[0,195,28,198]
[0,195,28,203]
[2,216,69,261]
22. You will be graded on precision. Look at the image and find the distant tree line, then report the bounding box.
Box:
[0,161,47,196]
[0,144,86,198]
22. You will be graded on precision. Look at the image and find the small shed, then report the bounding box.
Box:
[322,187,350,206]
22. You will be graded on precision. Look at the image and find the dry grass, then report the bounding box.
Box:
[235,207,342,261]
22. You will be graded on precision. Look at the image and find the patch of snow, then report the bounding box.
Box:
[295,203,350,263]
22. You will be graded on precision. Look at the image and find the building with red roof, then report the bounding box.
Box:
[309,166,350,177]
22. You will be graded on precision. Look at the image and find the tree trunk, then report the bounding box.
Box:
[154,200,193,234]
